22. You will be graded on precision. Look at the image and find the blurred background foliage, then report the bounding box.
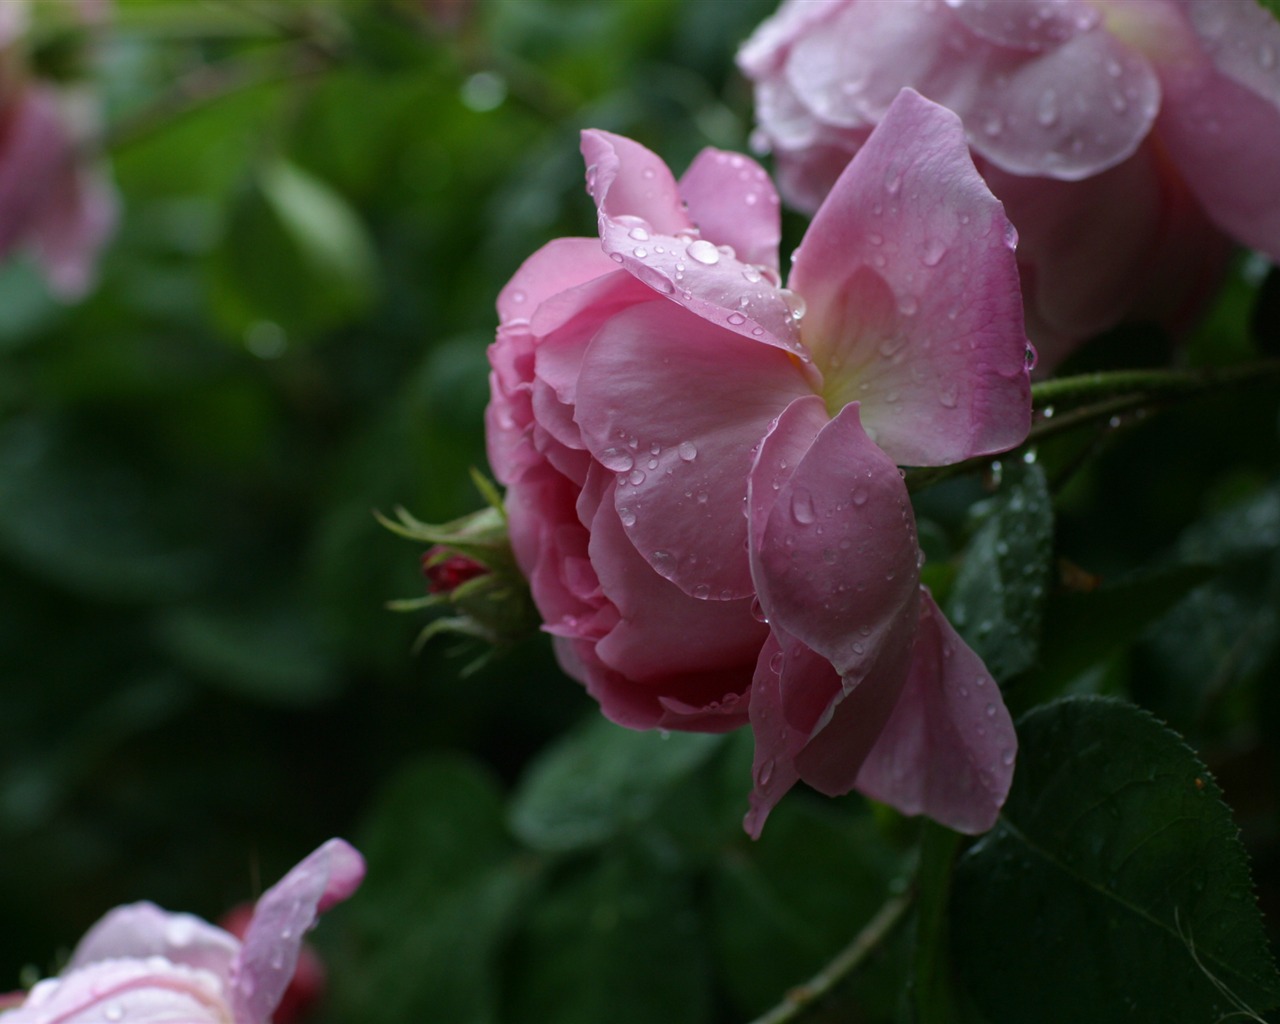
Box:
[2,1,1279,1022]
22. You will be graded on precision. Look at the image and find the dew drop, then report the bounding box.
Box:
[769,652,784,675]
[1001,748,1016,767]
[985,702,996,718]
[852,486,869,506]
[687,239,721,265]
[1036,88,1058,127]
[609,252,624,263]
[632,247,648,259]
[939,381,959,408]
[693,583,711,599]
[677,441,698,461]
[619,507,637,527]
[627,468,646,486]
[757,757,776,785]
[727,312,747,326]
[628,226,650,241]
[750,596,768,622]
[921,239,946,266]
[105,1004,124,1022]
[599,447,634,472]
[791,489,816,524]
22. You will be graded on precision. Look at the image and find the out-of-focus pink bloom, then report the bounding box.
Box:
[0,0,117,298]
[487,90,1029,836]
[0,839,364,1024]
[739,0,1280,366]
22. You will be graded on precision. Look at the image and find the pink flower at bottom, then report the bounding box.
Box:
[739,0,1280,367]
[488,90,1030,836]
[1,839,364,1024]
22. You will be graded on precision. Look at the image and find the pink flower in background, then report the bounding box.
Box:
[487,89,1029,836]
[0,0,117,298]
[739,0,1280,367]
[1,839,364,1024]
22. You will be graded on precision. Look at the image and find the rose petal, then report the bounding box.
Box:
[785,0,1159,178]
[946,0,1099,52]
[737,0,843,78]
[68,904,239,979]
[854,590,1016,834]
[575,299,812,599]
[230,839,365,1024]
[790,89,1030,465]
[497,237,619,326]
[4,959,230,1024]
[582,129,803,355]
[678,148,781,272]
[750,397,919,680]
[587,476,767,682]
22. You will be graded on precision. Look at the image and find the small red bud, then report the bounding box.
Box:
[422,546,490,593]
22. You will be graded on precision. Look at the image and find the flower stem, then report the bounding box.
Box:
[906,358,1280,492]
[744,888,915,1024]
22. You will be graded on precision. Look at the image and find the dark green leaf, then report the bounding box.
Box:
[506,850,710,1024]
[509,715,723,852]
[953,697,1280,1023]
[336,756,530,1024]
[948,459,1053,681]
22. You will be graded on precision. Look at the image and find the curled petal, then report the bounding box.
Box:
[230,839,365,1024]
[576,300,812,600]
[68,904,239,979]
[946,0,1100,51]
[679,148,782,272]
[582,129,803,355]
[854,590,1016,834]
[791,88,1031,465]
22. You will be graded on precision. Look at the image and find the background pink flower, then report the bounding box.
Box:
[739,0,1280,367]
[1,839,363,1024]
[487,90,1030,836]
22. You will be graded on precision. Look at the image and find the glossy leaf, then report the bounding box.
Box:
[948,459,1053,681]
[509,715,723,852]
[953,696,1280,1023]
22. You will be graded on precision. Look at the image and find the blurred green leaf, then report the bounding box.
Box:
[953,696,1280,1023]
[209,158,377,341]
[509,715,723,852]
[948,459,1053,681]
[507,849,710,1024]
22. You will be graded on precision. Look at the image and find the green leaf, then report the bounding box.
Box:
[1016,562,1218,710]
[335,756,530,1024]
[509,715,723,852]
[1256,0,1280,22]
[507,850,711,1024]
[209,159,377,341]
[952,696,1280,1023]
[948,459,1053,681]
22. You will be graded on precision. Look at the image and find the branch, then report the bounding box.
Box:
[745,888,915,1024]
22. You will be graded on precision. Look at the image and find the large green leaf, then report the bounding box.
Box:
[948,459,1053,681]
[952,697,1280,1023]
[509,714,723,852]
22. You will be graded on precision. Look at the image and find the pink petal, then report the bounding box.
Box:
[0,88,71,256]
[575,299,812,599]
[30,156,117,300]
[1180,0,1280,111]
[230,839,365,1024]
[737,0,843,79]
[678,148,781,272]
[785,0,1159,179]
[582,129,804,356]
[749,397,920,681]
[946,0,1100,52]
[5,959,230,1024]
[1156,49,1280,261]
[497,237,619,325]
[854,590,1016,834]
[790,89,1031,466]
[587,475,768,682]
[68,903,239,979]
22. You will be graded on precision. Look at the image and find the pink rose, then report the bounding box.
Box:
[739,0,1280,367]
[0,1,117,298]
[487,90,1030,836]
[1,839,364,1024]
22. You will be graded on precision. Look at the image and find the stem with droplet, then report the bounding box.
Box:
[905,358,1280,492]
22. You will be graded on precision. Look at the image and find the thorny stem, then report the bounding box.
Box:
[905,359,1280,492]
[744,888,915,1024]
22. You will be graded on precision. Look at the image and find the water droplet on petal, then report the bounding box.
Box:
[768,652,784,675]
[727,312,747,326]
[599,448,634,472]
[628,226,650,241]
[1002,748,1015,766]
[627,468,646,486]
[687,239,720,265]
[619,507,637,527]
[939,381,959,408]
[921,239,946,266]
[693,583,711,599]
[105,1004,124,1022]
[791,489,816,524]
[677,441,697,461]
[1036,88,1058,127]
